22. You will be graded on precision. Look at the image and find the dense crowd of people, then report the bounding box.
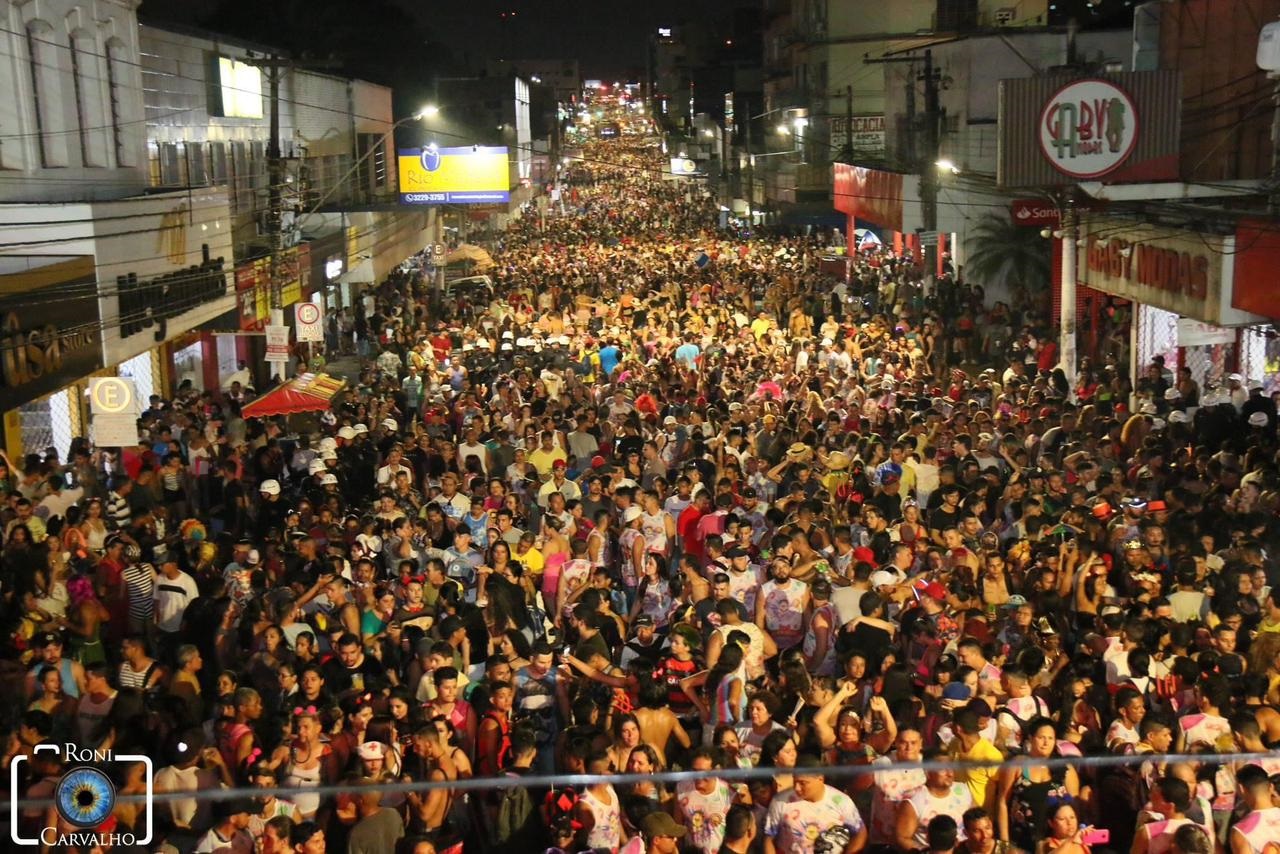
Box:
[3,124,1280,854]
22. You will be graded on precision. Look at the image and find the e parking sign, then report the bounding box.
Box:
[89,378,137,416]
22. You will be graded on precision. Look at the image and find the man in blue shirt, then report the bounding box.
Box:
[674,334,701,371]
[598,340,620,379]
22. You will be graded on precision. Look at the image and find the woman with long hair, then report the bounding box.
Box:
[485,575,536,655]
[1034,801,1092,854]
[631,553,674,628]
[758,730,799,793]
[996,717,1081,850]
[607,713,643,773]
[625,743,671,806]
[681,641,748,743]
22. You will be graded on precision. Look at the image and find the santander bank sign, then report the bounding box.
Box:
[1010,200,1060,228]
[1039,79,1138,179]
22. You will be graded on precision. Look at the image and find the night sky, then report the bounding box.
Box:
[396,0,734,77]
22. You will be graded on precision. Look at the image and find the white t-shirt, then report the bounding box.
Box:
[870,755,927,844]
[765,785,864,854]
[676,779,734,854]
[153,570,199,633]
[903,782,974,849]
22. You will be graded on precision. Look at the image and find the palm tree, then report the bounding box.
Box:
[963,213,1052,290]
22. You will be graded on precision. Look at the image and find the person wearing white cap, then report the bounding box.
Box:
[1227,372,1248,411]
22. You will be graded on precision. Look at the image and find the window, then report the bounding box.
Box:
[69,35,87,165]
[70,31,108,167]
[157,142,181,185]
[26,21,68,167]
[249,140,265,190]
[209,141,228,183]
[356,133,388,198]
[106,39,129,166]
[187,142,207,186]
[230,141,249,211]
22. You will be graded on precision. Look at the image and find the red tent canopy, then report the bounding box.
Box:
[241,373,346,418]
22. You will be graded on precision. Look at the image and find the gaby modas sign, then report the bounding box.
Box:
[998,71,1180,188]
[1039,79,1137,179]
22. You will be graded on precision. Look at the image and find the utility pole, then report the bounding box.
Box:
[245,55,291,310]
[833,85,855,163]
[864,49,941,281]
[1060,195,1077,388]
[744,98,753,228]
[247,53,342,311]
[920,49,942,284]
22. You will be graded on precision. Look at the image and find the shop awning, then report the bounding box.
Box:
[444,244,495,270]
[241,373,347,418]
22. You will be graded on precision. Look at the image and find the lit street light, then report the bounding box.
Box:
[415,105,440,119]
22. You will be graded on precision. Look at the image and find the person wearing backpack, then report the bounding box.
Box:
[477,681,515,776]
[491,726,543,849]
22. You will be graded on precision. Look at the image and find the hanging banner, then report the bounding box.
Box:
[264,325,290,363]
[1176,318,1235,348]
[295,302,324,343]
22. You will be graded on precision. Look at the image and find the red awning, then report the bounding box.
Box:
[241,373,347,418]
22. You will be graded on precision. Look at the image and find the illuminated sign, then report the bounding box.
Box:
[397,146,510,205]
[213,57,263,119]
[1039,79,1138,179]
[657,28,672,38]
[670,158,698,175]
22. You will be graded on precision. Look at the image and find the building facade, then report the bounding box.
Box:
[0,1,433,459]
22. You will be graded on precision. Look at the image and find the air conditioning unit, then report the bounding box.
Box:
[937,0,978,32]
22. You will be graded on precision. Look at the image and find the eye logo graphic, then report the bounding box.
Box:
[56,767,115,827]
[10,743,152,847]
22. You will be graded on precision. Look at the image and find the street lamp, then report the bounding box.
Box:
[415,105,440,119]
[935,158,959,174]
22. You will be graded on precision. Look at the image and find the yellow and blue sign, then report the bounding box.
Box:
[398,146,510,204]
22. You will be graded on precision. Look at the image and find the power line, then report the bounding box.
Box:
[6,747,1273,811]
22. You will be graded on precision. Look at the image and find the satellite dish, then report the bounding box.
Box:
[1259,20,1280,72]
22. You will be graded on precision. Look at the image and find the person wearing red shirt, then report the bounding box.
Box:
[429,324,452,364]
[677,491,711,563]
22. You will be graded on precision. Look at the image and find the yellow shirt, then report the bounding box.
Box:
[950,737,1003,810]
[750,318,772,340]
[528,447,566,478]
[516,546,545,577]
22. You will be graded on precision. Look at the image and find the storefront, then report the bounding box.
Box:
[308,231,349,313]
[0,257,105,460]
[832,164,966,281]
[1076,215,1268,391]
[92,189,236,402]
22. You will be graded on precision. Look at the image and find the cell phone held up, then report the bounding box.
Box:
[1081,828,1109,846]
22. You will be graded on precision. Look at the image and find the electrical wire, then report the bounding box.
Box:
[6,748,1277,811]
